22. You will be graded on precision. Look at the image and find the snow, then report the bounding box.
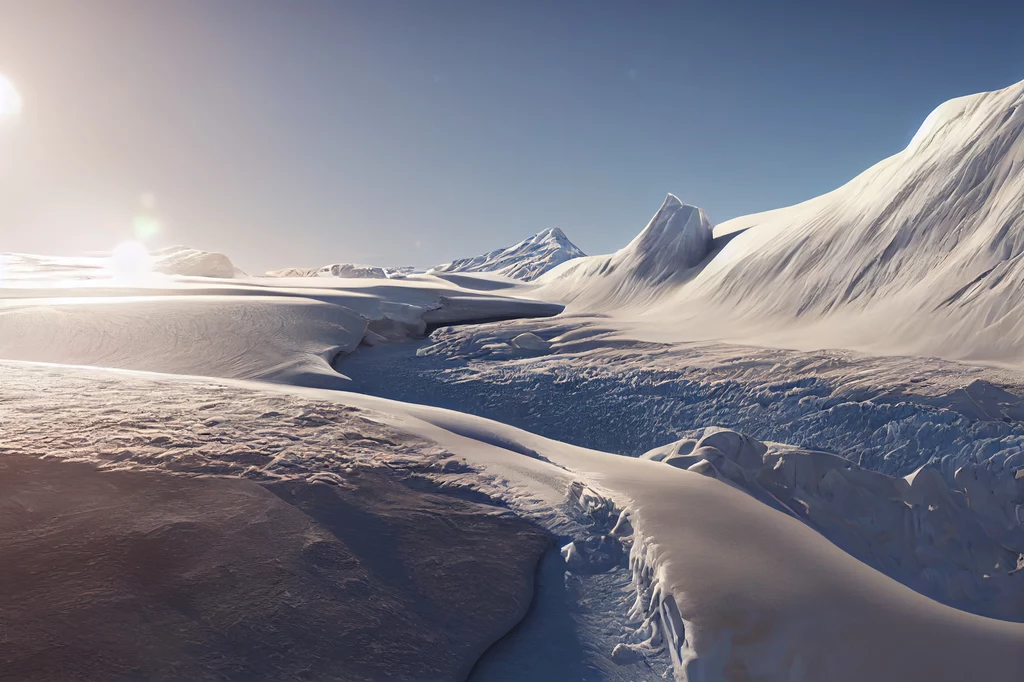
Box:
[538,194,714,307]
[534,80,1024,368]
[0,271,561,387]
[0,408,549,682]
[151,245,241,278]
[641,427,1024,621]
[430,227,585,281]
[8,360,1022,680]
[6,77,1024,681]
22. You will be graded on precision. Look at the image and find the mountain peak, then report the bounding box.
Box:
[662,193,684,209]
[537,227,569,241]
[430,228,586,281]
[609,194,714,283]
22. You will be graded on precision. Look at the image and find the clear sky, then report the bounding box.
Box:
[1,0,1022,273]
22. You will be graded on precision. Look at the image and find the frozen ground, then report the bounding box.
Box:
[342,316,1024,619]
[4,259,1024,678]
[0,454,548,682]
[347,315,1024,477]
[3,361,1023,681]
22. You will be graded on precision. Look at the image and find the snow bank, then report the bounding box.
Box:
[0,408,549,682]
[643,427,1024,621]
[430,227,585,281]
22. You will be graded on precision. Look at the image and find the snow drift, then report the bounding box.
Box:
[642,426,1024,621]
[431,227,585,281]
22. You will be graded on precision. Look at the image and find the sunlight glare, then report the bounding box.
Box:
[0,73,23,121]
[108,241,153,281]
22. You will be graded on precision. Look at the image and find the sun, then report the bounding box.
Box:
[108,241,153,281]
[0,73,23,121]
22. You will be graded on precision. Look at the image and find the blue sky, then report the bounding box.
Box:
[1,0,1022,272]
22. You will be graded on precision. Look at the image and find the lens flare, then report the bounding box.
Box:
[0,74,23,121]
[108,241,152,281]
[133,214,161,241]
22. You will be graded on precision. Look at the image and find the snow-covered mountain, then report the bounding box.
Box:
[686,79,1024,356]
[541,79,1024,366]
[430,227,585,281]
[539,194,713,305]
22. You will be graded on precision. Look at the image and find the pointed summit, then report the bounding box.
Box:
[619,194,714,276]
[537,227,570,242]
[430,227,586,281]
[535,193,716,305]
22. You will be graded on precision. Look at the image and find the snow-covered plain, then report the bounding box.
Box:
[6,78,1024,681]
[4,361,1023,681]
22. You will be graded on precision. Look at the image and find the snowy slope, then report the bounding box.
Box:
[679,78,1024,362]
[10,361,1022,681]
[326,386,1024,682]
[431,227,585,281]
[0,364,550,682]
[6,247,1024,679]
[0,267,561,387]
[537,79,1024,366]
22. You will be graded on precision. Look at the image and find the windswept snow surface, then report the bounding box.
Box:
[0,365,551,682]
[537,79,1024,367]
[430,227,585,281]
[0,267,560,387]
[4,361,1023,681]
